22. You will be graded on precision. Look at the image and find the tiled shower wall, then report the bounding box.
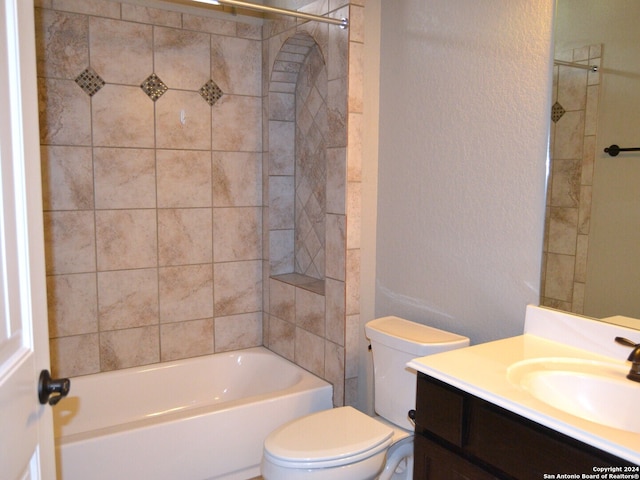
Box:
[36,0,264,377]
[263,1,363,406]
[36,0,364,407]
[541,45,601,313]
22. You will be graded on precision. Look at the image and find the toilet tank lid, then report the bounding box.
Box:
[365,316,469,355]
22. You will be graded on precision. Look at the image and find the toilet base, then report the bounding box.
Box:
[378,435,414,480]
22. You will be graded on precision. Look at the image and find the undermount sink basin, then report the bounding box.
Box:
[507,358,640,433]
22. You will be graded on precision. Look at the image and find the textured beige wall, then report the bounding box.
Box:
[372,0,554,346]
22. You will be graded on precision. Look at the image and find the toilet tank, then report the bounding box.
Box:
[365,316,469,431]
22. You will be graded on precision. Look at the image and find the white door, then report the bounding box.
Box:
[0,0,56,478]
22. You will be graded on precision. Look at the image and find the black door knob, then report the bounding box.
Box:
[38,369,70,406]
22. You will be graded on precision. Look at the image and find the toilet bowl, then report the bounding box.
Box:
[261,316,469,480]
[261,407,393,480]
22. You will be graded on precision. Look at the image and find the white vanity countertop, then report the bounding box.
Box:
[407,306,640,465]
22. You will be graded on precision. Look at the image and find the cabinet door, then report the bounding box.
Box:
[414,434,503,480]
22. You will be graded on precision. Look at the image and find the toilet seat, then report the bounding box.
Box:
[263,406,394,469]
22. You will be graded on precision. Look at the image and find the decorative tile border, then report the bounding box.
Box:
[551,101,565,123]
[75,67,224,107]
[140,73,168,101]
[75,67,105,97]
[200,79,224,106]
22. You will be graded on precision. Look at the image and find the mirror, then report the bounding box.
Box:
[541,0,640,320]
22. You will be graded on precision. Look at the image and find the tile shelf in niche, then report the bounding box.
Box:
[271,273,325,296]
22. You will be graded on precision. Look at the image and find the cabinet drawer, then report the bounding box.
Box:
[415,373,465,447]
[466,397,627,480]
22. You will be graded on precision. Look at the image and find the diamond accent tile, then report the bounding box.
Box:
[75,67,105,97]
[200,79,223,106]
[141,73,168,102]
[551,101,566,123]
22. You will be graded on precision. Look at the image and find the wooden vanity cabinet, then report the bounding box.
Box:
[414,372,636,480]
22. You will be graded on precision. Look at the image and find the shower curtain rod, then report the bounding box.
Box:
[192,0,349,28]
[554,59,598,73]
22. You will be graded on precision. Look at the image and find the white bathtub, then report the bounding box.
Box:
[53,347,333,480]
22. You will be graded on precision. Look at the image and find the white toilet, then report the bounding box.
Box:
[261,316,470,480]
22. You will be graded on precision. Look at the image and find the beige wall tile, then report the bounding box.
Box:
[92,85,155,148]
[585,85,599,136]
[35,8,88,79]
[89,17,153,85]
[47,273,97,337]
[348,4,364,43]
[325,213,345,280]
[269,92,295,121]
[325,278,345,345]
[557,65,587,111]
[324,340,344,406]
[574,235,589,283]
[38,78,91,146]
[572,283,585,314]
[121,3,182,27]
[550,158,580,208]
[94,148,156,209]
[347,41,363,113]
[159,264,213,322]
[327,6,348,81]
[214,312,262,352]
[214,260,262,316]
[160,318,214,361]
[344,377,358,407]
[268,121,295,174]
[50,334,100,378]
[548,207,578,256]
[581,136,595,185]
[158,208,213,266]
[157,150,212,208]
[212,95,262,152]
[326,147,346,214]
[100,325,160,371]
[296,287,325,336]
[327,77,347,147]
[236,22,261,41]
[578,185,592,235]
[345,313,358,378]
[212,152,262,207]
[269,278,295,322]
[269,229,294,275]
[346,181,361,250]
[211,35,261,96]
[41,146,93,210]
[154,26,211,91]
[545,253,575,302]
[347,113,362,181]
[44,211,96,274]
[52,0,120,18]
[182,13,236,36]
[95,209,157,270]
[553,110,585,160]
[155,90,212,150]
[268,175,294,229]
[295,327,323,377]
[98,268,159,331]
[267,315,295,361]
[213,207,262,262]
[345,248,359,316]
